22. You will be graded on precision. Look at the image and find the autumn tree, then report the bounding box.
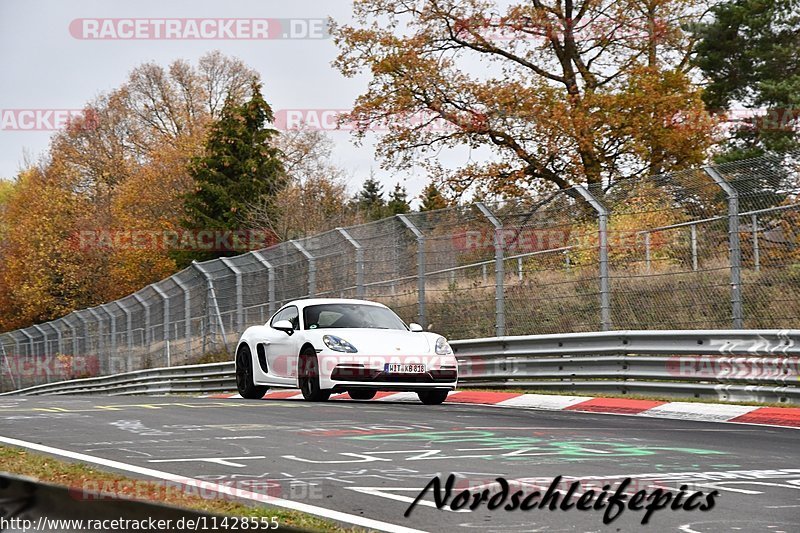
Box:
[181,80,285,262]
[247,128,356,239]
[334,0,717,199]
[418,182,449,211]
[0,53,262,328]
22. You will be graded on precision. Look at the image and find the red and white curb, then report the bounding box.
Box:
[207,390,800,429]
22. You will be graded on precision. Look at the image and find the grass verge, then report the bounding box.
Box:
[0,446,366,532]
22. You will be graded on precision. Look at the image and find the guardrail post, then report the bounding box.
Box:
[171,277,192,346]
[132,294,151,347]
[575,185,611,331]
[219,257,244,332]
[397,214,426,328]
[705,166,744,328]
[690,224,698,271]
[151,285,170,366]
[476,203,506,337]
[250,251,276,318]
[192,261,229,354]
[337,227,364,298]
[290,240,316,297]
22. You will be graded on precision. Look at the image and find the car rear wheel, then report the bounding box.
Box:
[348,389,377,401]
[236,345,268,399]
[299,349,331,402]
[417,389,449,405]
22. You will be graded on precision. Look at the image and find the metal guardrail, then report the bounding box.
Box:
[3,330,799,403]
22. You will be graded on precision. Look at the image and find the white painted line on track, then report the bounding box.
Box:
[496,394,588,409]
[0,435,428,533]
[639,402,758,422]
[377,392,424,402]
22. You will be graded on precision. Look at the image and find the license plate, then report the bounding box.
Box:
[385,363,426,373]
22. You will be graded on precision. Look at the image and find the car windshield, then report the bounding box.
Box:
[303,304,408,331]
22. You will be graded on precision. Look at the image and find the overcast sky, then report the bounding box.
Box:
[0,0,478,203]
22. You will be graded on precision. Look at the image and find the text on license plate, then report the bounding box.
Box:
[385,363,426,373]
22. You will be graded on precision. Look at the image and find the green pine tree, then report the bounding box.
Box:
[694,0,800,162]
[354,176,387,221]
[387,183,410,215]
[180,79,285,263]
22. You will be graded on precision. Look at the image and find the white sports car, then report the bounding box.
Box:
[234,298,459,404]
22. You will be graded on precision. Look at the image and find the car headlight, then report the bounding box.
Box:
[323,335,358,353]
[435,337,453,355]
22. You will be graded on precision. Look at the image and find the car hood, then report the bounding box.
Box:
[309,328,432,354]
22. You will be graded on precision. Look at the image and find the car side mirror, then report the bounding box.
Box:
[273,320,294,335]
[409,323,423,332]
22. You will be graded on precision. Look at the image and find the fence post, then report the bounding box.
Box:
[220,257,244,332]
[751,214,760,272]
[191,261,229,354]
[52,320,64,355]
[397,214,426,328]
[690,224,698,271]
[644,232,651,272]
[337,227,364,298]
[117,302,133,352]
[132,294,151,347]
[290,240,316,297]
[574,185,612,331]
[101,304,117,355]
[151,284,170,366]
[32,325,48,358]
[172,277,192,346]
[704,166,744,328]
[476,202,506,337]
[86,308,105,374]
[75,311,90,359]
[250,251,276,317]
[65,316,78,356]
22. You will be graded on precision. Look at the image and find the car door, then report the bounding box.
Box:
[266,305,301,384]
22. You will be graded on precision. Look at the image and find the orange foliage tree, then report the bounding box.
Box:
[334,0,718,198]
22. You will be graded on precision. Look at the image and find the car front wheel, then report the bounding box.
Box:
[236,345,268,399]
[417,389,449,405]
[299,349,331,402]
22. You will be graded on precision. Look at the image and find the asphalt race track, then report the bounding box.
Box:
[0,395,798,532]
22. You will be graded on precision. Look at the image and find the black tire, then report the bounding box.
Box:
[236,345,268,399]
[417,389,449,405]
[299,349,331,402]
[348,389,377,401]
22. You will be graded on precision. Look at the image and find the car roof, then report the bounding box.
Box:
[282,298,389,310]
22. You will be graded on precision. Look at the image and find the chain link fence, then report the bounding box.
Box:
[1,152,798,391]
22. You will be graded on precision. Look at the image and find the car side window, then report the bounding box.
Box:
[270,308,288,327]
[284,306,300,330]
